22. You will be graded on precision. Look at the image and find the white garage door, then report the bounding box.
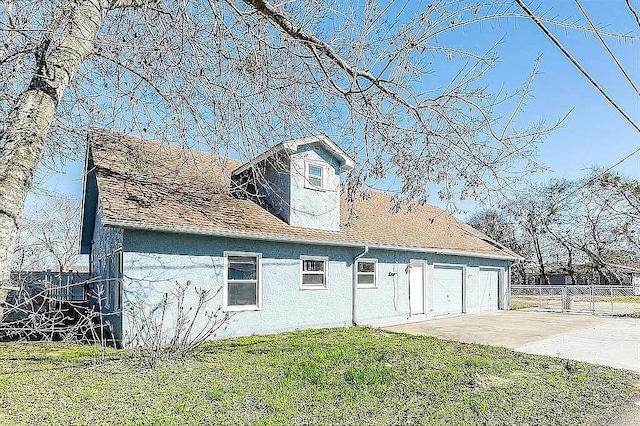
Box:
[478,269,499,311]
[432,266,463,316]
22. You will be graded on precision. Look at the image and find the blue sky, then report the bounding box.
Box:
[507,0,639,181]
[26,0,639,213]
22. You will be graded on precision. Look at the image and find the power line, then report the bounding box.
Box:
[515,0,640,205]
[626,0,640,27]
[541,144,640,209]
[515,0,640,133]
[575,0,640,96]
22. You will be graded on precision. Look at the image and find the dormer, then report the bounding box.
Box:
[231,135,355,231]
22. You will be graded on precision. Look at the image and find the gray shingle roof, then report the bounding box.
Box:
[87,128,518,260]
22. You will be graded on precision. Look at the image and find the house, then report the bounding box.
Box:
[523,263,640,290]
[80,129,518,347]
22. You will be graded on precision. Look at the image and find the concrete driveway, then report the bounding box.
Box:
[384,310,640,372]
[384,310,640,425]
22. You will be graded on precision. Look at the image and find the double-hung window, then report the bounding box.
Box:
[104,255,111,308]
[113,250,123,310]
[305,162,325,189]
[300,256,328,289]
[356,259,377,288]
[225,253,262,311]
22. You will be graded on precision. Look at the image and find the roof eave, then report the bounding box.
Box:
[103,219,519,262]
[231,134,355,176]
[79,138,98,255]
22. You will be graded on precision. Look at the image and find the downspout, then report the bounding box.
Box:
[352,245,369,326]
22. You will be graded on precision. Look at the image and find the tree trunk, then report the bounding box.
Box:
[530,234,549,285]
[0,0,111,321]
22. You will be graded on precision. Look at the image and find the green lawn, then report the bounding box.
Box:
[0,327,637,425]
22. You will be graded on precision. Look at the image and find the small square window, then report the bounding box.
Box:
[301,256,328,289]
[305,162,325,189]
[357,260,377,288]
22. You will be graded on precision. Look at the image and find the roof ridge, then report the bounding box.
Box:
[87,127,242,166]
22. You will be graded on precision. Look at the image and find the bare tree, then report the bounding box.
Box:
[468,208,530,284]
[496,172,640,285]
[503,186,554,285]
[0,0,635,318]
[13,195,82,273]
[569,172,640,284]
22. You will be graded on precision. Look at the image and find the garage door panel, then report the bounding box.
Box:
[478,269,499,311]
[432,266,463,316]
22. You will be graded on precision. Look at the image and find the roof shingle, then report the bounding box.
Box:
[87,129,518,259]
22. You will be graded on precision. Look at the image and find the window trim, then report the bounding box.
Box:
[103,254,112,309]
[300,255,329,290]
[113,250,123,312]
[356,258,378,289]
[223,251,263,312]
[304,160,327,190]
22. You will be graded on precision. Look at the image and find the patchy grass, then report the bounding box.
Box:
[511,294,640,311]
[510,295,558,310]
[510,297,541,310]
[0,327,637,425]
[596,295,640,303]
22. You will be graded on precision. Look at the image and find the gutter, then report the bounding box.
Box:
[352,245,369,326]
[104,219,519,262]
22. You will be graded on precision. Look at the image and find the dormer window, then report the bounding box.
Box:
[305,161,325,189]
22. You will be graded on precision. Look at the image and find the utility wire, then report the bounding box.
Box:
[541,144,640,209]
[575,0,640,96]
[516,0,640,206]
[626,0,640,27]
[515,0,640,133]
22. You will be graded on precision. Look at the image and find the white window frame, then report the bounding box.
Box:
[223,251,263,312]
[356,259,378,289]
[103,254,111,309]
[113,250,123,312]
[300,255,329,290]
[304,160,327,190]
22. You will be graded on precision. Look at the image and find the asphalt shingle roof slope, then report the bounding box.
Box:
[88,129,518,259]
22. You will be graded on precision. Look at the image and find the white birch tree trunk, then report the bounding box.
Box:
[0,0,114,320]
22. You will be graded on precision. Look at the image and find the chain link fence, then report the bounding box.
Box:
[511,285,640,316]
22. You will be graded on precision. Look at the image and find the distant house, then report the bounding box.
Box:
[80,129,518,347]
[524,263,640,291]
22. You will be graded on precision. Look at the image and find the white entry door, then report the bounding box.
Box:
[478,269,500,311]
[409,263,425,315]
[432,265,463,316]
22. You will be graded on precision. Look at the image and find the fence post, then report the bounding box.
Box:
[539,284,542,310]
[590,286,594,314]
[610,286,614,314]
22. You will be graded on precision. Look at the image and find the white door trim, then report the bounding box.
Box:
[409,260,427,316]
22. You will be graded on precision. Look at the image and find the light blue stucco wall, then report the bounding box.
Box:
[253,142,341,231]
[91,202,123,294]
[121,231,356,344]
[259,157,291,222]
[118,229,511,346]
[90,201,124,344]
[287,142,342,231]
[352,249,510,323]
